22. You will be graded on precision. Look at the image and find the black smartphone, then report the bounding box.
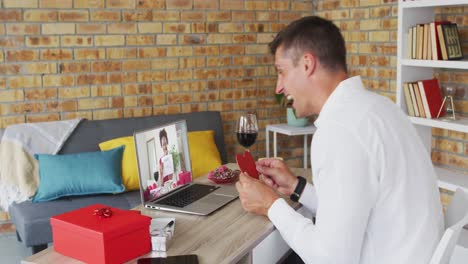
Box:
[137,255,199,264]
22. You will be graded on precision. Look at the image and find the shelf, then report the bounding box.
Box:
[265,124,316,136]
[398,0,468,208]
[400,58,468,70]
[409,116,468,133]
[400,0,467,8]
[435,166,468,193]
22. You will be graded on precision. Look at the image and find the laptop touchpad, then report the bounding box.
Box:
[199,194,235,205]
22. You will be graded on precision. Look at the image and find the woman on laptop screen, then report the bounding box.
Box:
[159,128,174,184]
[136,121,194,204]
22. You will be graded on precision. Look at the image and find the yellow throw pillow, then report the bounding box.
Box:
[99,136,139,191]
[188,130,222,178]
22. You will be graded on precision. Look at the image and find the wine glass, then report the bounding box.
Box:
[236,112,258,150]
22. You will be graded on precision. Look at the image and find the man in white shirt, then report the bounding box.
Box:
[235,16,444,264]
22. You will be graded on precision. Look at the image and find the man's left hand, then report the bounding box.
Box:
[235,172,280,216]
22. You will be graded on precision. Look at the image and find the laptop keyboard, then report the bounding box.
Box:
[157,184,220,208]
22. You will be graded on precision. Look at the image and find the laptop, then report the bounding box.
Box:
[134,120,238,215]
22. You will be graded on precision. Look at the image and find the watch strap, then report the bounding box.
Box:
[290,176,307,202]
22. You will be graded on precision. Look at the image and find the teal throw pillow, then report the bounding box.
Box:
[33,146,125,202]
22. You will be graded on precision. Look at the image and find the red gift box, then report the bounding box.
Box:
[51,204,151,264]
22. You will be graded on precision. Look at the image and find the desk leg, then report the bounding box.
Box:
[303,135,307,169]
[273,132,277,158]
[266,128,269,158]
[237,252,252,264]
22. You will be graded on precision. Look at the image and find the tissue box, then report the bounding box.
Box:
[150,218,175,251]
[51,204,151,264]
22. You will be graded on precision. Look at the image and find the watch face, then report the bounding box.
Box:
[290,193,300,202]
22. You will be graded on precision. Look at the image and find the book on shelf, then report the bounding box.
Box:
[430,21,450,60]
[413,82,426,118]
[427,24,432,60]
[412,26,417,59]
[422,23,429,60]
[403,83,415,117]
[418,78,445,118]
[407,29,413,59]
[403,79,445,119]
[417,24,424,60]
[437,24,449,60]
[417,81,432,118]
[408,82,420,117]
[440,23,463,60]
[407,20,463,61]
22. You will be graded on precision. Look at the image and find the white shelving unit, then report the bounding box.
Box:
[397,0,468,193]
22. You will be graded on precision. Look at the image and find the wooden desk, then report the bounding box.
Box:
[23,165,312,264]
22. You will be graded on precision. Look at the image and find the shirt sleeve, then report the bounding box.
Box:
[268,125,378,264]
[298,183,317,214]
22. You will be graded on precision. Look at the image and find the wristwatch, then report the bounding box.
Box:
[290,176,307,202]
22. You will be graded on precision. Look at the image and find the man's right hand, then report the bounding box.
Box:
[256,158,298,197]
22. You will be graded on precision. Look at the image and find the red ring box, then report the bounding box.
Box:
[51,204,151,264]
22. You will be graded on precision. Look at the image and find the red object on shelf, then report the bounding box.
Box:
[51,204,151,264]
[418,78,445,118]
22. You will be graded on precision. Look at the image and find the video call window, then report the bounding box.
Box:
[134,121,192,202]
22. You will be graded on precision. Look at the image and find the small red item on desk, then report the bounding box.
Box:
[208,165,240,184]
[51,204,151,264]
[236,150,259,179]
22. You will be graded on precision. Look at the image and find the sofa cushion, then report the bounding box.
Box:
[99,137,140,191]
[188,130,222,178]
[33,147,125,202]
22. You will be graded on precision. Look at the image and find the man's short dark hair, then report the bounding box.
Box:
[269,16,347,73]
[159,128,168,144]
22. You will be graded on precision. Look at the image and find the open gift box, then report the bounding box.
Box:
[50,204,151,264]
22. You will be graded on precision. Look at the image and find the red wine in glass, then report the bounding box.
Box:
[236,131,258,148]
[236,113,258,150]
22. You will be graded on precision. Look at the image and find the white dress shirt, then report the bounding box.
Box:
[268,76,444,264]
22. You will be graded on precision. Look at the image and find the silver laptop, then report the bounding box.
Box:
[134,120,238,215]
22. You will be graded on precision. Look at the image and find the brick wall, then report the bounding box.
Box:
[0,0,315,171]
[0,0,466,220]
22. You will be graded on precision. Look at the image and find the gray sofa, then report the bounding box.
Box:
[9,111,227,254]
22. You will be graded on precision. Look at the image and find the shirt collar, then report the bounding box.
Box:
[314,75,364,128]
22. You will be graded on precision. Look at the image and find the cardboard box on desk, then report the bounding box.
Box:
[50,204,151,264]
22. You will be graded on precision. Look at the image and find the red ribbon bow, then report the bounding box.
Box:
[93,207,113,218]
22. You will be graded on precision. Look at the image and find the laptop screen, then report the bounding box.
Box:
[134,120,192,203]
